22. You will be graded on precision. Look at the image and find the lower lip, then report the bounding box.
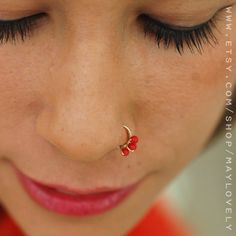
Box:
[14,168,141,217]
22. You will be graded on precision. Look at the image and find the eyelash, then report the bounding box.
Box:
[0,10,221,55]
[137,13,219,54]
[0,13,46,45]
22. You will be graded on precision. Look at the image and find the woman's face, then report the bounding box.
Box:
[0,0,235,235]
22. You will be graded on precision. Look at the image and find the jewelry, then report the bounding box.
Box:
[120,125,139,157]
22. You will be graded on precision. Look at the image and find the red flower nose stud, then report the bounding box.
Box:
[120,125,139,157]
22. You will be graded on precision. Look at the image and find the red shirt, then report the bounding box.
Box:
[0,198,193,236]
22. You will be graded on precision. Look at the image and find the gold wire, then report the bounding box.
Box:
[120,125,133,150]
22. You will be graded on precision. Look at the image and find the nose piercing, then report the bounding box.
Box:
[120,125,139,157]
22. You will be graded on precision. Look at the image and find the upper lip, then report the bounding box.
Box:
[14,165,140,195]
[35,181,128,195]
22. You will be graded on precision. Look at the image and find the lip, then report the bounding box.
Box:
[14,166,142,217]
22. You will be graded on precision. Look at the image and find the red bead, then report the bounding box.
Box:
[130,135,139,144]
[121,147,129,156]
[128,142,137,151]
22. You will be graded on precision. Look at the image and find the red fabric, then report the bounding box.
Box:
[0,208,24,236]
[0,199,192,236]
[126,199,192,236]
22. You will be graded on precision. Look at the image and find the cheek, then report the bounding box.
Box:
[0,38,56,112]
[0,52,36,118]
[0,43,54,156]
[128,41,228,169]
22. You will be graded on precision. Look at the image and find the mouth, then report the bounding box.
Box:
[13,166,142,217]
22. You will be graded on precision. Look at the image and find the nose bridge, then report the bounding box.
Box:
[36,24,129,162]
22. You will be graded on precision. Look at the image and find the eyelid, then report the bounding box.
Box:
[143,3,232,32]
[138,10,221,54]
[0,12,47,44]
[0,12,47,23]
[143,14,212,32]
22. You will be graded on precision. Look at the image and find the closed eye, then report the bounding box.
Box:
[137,11,221,55]
[0,12,47,45]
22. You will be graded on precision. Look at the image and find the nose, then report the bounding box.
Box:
[35,27,134,162]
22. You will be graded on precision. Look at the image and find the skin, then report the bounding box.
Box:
[0,0,235,235]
